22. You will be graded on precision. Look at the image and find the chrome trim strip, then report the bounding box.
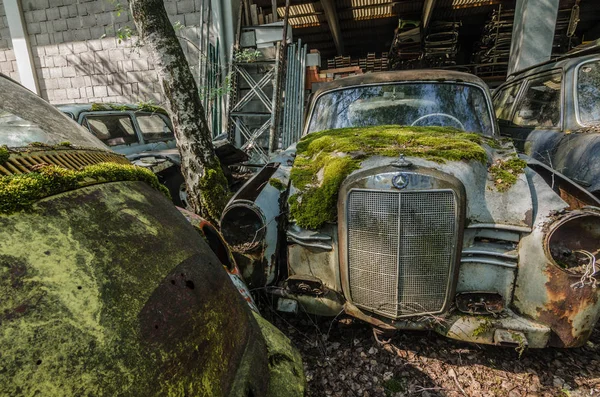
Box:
[466,223,532,233]
[287,235,333,251]
[460,257,518,269]
[462,248,518,260]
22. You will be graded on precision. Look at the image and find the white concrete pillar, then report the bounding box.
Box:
[3,0,39,94]
[508,0,560,76]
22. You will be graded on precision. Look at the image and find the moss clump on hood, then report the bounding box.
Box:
[489,157,527,192]
[289,125,489,229]
[269,178,286,191]
[0,162,170,214]
[0,145,9,164]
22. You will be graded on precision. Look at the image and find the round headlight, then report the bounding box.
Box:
[220,202,266,253]
[546,211,600,273]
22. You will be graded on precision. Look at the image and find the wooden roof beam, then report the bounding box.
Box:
[320,0,344,55]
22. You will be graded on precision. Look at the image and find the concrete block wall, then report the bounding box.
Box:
[0,0,208,105]
[0,2,18,81]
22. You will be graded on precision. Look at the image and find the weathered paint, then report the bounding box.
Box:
[176,207,259,313]
[0,181,278,396]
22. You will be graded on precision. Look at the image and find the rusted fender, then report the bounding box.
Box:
[537,265,600,348]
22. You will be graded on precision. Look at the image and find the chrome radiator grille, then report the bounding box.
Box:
[347,189,458,318]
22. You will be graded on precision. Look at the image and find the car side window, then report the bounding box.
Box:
[82,114,138,147]
[493,83,522,123]
[577,60,600,125]
[136,114,174,142]
[512,73,562,128]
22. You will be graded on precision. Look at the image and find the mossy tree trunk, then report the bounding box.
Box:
[129,0,229,222]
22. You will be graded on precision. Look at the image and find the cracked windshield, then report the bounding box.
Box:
[307,83,494,136]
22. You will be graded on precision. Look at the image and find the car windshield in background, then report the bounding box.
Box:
[0,77,106,149]
[577,60,600,125]
[307,83,494,135]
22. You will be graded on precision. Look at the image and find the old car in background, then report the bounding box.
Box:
[0,74,304,396]
[493,43,600,198]
[58,103,247,207]
[219,70,600,349]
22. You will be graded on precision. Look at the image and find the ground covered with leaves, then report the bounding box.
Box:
[264,309,600,397]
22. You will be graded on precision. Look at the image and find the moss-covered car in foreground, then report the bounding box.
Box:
[0,74,304,396]
[220,70,600,349]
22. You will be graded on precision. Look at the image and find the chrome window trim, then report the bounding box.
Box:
[573,56,600,127]
[344,187,460,319]
[304,81,498,137]
[509,69,565,131]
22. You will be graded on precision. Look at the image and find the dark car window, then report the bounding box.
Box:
[577,60,600,125]
[136,114,174,142]
[512,73,562,128]
[82,115,138,147]
[308,83,494,136]
[493,82,522,123]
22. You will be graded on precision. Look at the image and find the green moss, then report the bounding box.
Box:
[489,157,527,192]
[269,178,286,191]
[252,313,306,396]
[0,163,170,214]
[136,101,168,114]
[107,103,130,111]
[27,141,51,148]
[472,317,494,337]
[198,166,230,222]
[58,141,72,147]
[290,125,489,229]
[90,102,109,111]
[0,181,249,396]
[0,145,9,164]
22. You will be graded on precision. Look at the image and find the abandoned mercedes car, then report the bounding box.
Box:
[220,70,600,349]
[0,74,304,396]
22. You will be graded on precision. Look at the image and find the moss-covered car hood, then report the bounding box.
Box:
[287,125,530,230]
[0,181,304,396]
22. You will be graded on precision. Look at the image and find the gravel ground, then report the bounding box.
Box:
[263,308,600,397]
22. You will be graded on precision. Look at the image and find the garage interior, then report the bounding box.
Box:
[227,0,600,161]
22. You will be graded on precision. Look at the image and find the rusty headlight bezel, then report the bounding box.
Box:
[220,201,266,253]
[544,208,600,273]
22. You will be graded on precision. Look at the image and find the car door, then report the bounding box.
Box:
[499,71,565,166]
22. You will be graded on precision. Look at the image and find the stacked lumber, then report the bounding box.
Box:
[325,53,389,73]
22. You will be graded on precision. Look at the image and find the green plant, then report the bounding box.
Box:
[234,48,261,63]
[472,317,493,337]
[489,157,527,192]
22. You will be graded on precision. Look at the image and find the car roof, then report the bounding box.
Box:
[57,103,168,119]
[312,69,489,98]
[504,53,600,84]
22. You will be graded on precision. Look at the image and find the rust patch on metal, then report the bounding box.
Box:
[538,265,600,347]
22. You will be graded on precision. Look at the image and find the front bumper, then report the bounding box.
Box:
[274,290,553,348]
